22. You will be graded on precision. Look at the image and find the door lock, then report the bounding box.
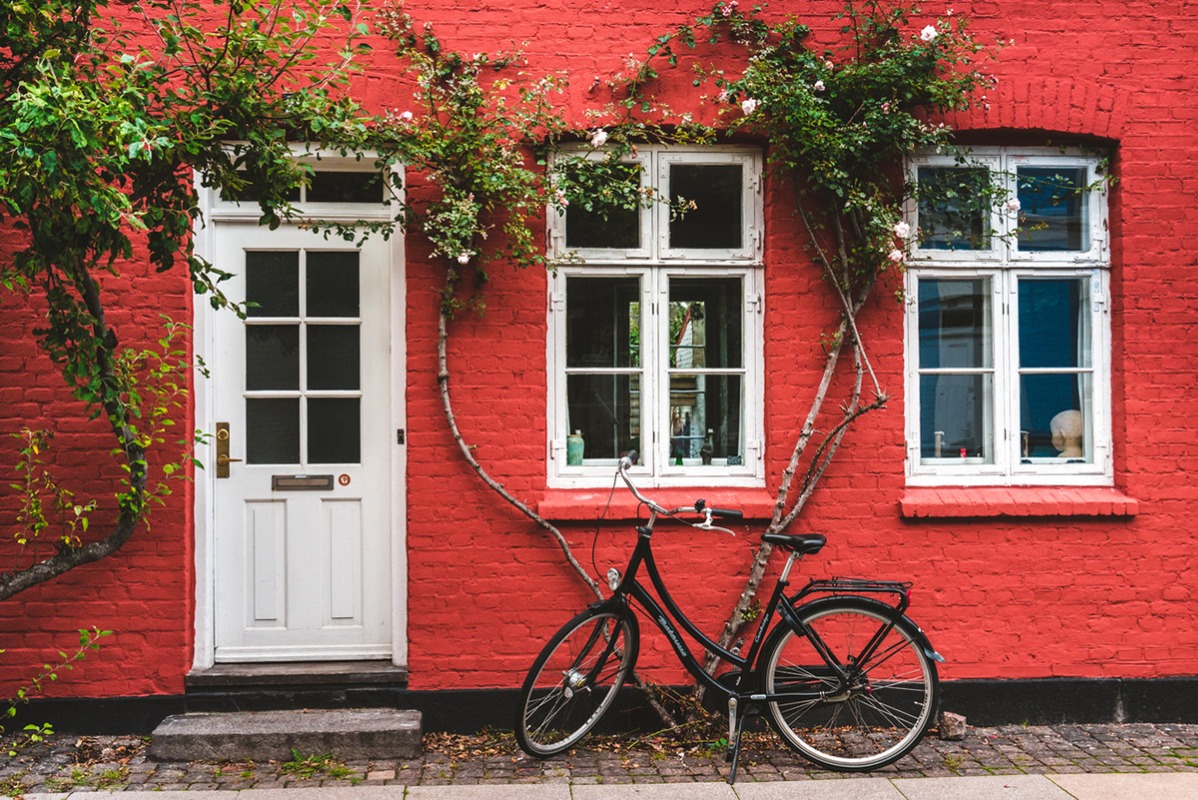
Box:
[215,422,241,478]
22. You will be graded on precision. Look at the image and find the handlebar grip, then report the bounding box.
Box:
[709,507,743,520]
[619,451,639,470]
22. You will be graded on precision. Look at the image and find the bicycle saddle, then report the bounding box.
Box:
[762,533,827,554]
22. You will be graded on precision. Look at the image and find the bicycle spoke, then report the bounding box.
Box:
[517,610,636,756]
[765,601,938,770]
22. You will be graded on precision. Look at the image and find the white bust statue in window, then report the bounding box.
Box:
[1050,409,1084,458]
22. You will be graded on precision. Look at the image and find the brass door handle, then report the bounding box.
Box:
[216,422,241,478]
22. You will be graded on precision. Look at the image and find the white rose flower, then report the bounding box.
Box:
[888,248,905,263]
[589,129,608,148]
[893,220,912,239]
[741,98,759,115]
[920,25,938,42]
[813,80,826,92]
[457,252,471,265]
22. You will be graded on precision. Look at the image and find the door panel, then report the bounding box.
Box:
[211,223,393,662]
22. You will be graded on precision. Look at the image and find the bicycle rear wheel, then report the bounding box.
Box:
[762,596,939,771]
[515,606,639,757]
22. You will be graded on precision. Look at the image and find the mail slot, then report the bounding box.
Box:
[272,474,336,491]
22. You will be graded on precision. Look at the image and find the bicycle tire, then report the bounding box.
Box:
[515,605,639,757]
[761,596,939,771]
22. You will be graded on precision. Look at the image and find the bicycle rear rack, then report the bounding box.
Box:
[792,577,912,613]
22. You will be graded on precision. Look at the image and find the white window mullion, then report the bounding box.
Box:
[548,276,566,464]
[996,270,1016,475]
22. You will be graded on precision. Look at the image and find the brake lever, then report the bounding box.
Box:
[693,508,736,537]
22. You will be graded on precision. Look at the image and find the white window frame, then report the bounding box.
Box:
[547,146,765,488]
[904,147,1112,486]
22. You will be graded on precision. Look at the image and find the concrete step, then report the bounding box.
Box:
[148,707,422,762]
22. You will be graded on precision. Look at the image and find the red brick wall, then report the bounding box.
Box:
[0,238,195,696]
[1,0,1195,700]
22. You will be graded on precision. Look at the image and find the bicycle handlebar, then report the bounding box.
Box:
[617,452,742,532]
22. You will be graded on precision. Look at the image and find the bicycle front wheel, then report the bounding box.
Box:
[515,606,639,757]
[762,597,939,771]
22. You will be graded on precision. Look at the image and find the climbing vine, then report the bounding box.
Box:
[370,0,994,724]
[0,0,368,598]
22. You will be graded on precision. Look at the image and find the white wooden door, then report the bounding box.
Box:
[211,223,394,661]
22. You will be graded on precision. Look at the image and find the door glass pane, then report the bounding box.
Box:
[669,375,743,465]
[668,164,743,250]
[919,374,994,463]
[918,279,992,369]
[220,172,301,204]
[564,162,641,249]
[246,325,299,390]
[916,166,991,251]
[308,326,360,390]
[246,399,300,464]
[1018,278,1090,369]
[1017,167,1088,252]
[308,398,361,464]
[246,251,299,317]
[669,277,742,369]
[307,252,360,317]
[566,277,640,368]
[566,374,640,462]
[307,170,384,204]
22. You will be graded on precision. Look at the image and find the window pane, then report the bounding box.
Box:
[307,252,360,317]
[220,172,301,204]
[246,325,299,390]
[919,373,993,463]
[1018,278,1090,369]
[246,251,299,317]
[566,277,640,368]
[564,163,641,249]
[307,326,360,390]
[307,170,384,204]
[918,279,992,369]
[566,374,640,461]
[1017,167,1088,252]
[1020,374,1092,462]
[308,398,361,464]
[246,398,300,464]
[669,277,742,369]
[916,166,991,250]
[668,164,743,250]
[669,375,743,465]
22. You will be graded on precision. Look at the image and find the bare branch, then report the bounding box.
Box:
[436,309,602,602]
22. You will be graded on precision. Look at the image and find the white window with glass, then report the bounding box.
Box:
[904,148,1112,485]
[547,146,764,486]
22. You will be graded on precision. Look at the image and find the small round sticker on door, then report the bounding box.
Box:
[338,474,351,487]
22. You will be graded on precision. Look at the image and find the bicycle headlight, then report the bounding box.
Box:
[606,567,621,591]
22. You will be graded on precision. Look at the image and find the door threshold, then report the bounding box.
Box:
[187,660,408,689]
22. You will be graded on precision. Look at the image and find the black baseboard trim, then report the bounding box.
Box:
[12,676,1198,735]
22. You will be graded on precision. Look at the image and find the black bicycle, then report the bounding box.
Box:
[515,453,943,781]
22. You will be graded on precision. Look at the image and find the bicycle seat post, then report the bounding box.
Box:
[778,549,802,585]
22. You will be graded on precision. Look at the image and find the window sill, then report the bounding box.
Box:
[537,488,779,521]
[898,487,1139,520]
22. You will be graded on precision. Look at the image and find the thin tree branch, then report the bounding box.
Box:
[436,308,601,601]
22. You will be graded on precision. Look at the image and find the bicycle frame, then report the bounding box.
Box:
[605,509,913,709]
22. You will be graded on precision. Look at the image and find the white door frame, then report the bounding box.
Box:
[191,155,406,670]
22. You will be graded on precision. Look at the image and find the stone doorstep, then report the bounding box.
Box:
[147,707,423,762]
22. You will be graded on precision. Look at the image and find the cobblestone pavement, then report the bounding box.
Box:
[1,723,1196,794]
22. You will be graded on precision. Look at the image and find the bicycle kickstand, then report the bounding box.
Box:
[725,696,753,785]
